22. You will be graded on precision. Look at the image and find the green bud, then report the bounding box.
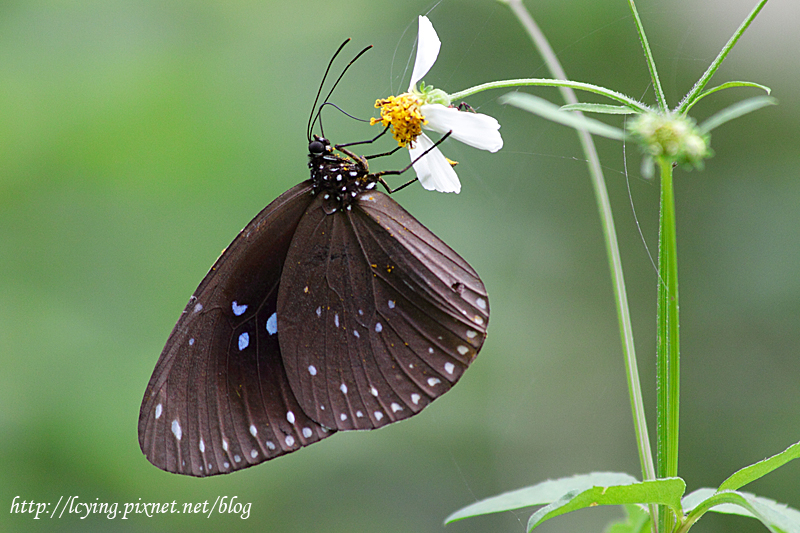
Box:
[630,112,712,170]
[412,82,452,107]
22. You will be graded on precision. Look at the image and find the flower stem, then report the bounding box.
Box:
[656,158,680,533]
[501,0,657,520]
[676,0,770,114]
[626,0,668,112]
[449,78,651,113]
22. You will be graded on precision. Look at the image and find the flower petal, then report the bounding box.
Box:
[421,104,503,152]
[409,133,460,193]
[408,16,441,91]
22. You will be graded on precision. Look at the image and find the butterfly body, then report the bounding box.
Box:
[139,137,488,476]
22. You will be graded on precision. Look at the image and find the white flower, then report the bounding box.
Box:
[372,16,503,193]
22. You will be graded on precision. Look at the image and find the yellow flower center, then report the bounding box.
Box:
[370,93,426,147]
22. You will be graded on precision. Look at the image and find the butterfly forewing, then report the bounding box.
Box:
[138,182,336,476]
[277,188,489,432]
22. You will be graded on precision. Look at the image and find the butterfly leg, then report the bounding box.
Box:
[373,131,453,194]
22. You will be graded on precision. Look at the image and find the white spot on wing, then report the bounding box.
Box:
[250,425,257,437]
[302,427,313,438]
[316,306,322,317]
[474,316,485,326]
[374,411,384,421]
[476,298,487,310]
[232,301,248,316]
[353,329,360,338]
[340,413,348,421]
[340,383,348,394]
[171,420,182,440]
[445,362,455,374]
[234,455,241,463]
[375,322,382,333]
[356,410,364,418]
[222,438,228,451]
[411,394,421,405]
[370,386,378,396]
[334,313,339,327]
[308,365,317,376]
[199,438,205,453]
[155,403,162,419]
[427,377,441,387]
[266,312,278,335]
[388,299,395,309]
[391,402,402,413]
[466,330,477,339]
[457,345,469,355]
[193,303,203,313]
[287,411,295,424]
[266,440,276,451]
[285,435,295,446]
[188,338,195,346]
[238,332,250,351]
[250,449,258,459]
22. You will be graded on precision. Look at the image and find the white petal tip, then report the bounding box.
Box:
[409,16,441,90]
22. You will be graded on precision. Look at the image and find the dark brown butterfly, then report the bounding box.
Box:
[138,43,489,477]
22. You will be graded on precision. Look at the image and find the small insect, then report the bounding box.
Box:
[138,41,489,476]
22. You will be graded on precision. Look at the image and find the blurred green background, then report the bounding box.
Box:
[2,0,798,531]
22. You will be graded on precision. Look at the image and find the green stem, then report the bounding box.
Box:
[500,0,657,524]
[626,0,668,112]
[676,0,770,114]
[449,78,651,113]
[656,159,680,533]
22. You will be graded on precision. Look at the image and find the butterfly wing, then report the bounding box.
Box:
[138,181,336,476]
[277,190,489,431]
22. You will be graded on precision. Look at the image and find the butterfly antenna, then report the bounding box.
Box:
[307,39,351,142]
[317,102,370,123]
[308,44,373,138]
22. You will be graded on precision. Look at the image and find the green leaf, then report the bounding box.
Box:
[559,103,639,115]
[698,95,777,133]
[682,81,771,114]
[603,504,652,533]
[677,0,770,114]
[445,472,638,523]
[501,93,627,140]
[683,488,755,518]
[526,477,686,531]
[683,489,800,533]
[719,440,800,492]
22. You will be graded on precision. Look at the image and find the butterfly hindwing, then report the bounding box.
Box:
[138,182,336,476]
[276,189,489,432]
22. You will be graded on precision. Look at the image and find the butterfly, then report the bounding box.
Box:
[138,42,489,476]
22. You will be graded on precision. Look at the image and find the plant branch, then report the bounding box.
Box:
[626,0,668,112]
